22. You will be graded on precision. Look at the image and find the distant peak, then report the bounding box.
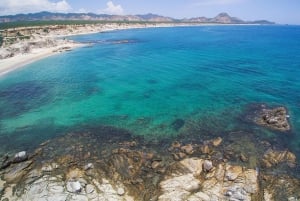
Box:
[216,12,231,17]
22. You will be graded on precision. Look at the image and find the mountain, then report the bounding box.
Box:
[211,12,244,24]
[0,11,274,24]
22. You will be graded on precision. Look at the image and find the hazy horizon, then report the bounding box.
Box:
[0,0,300,24]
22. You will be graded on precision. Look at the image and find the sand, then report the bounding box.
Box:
[0,42,83,76]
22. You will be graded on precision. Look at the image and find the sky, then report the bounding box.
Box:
[0,0,300,24]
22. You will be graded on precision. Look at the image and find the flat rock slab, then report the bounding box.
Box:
[4,160,33,183]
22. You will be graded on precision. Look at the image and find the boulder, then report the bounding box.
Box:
[211,137,223,147]
[203,160,213,172]
[66,181,81,193]
[181,144,194,155]
[117,187,125,196]
[13,151,28,163]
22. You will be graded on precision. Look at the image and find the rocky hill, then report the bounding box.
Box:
[0,11,274,24]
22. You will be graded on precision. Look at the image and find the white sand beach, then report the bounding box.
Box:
[0,42,83,76]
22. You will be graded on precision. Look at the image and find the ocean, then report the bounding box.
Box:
[0,25,300,161]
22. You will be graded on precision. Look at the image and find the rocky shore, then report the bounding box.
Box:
[0,125,299,201]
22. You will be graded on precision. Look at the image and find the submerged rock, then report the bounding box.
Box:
[171,119,185,131]
[261,148,296,168]
[263,175,300,201]
[211,137,223,147]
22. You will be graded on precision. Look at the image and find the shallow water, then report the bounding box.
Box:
[0,25,300,159]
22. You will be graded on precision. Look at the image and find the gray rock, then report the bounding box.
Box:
[66,180,82,193]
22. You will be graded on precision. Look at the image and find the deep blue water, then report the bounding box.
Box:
[0,25,300,156]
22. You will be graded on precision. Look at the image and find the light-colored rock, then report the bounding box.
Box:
[179,158,203,176]
[0,178,5,194]
[66,181,81,193]
[13,151,27,163]
[181,144,194,155]
[188,192,210,201]
[159,174,199,201]
[203,160,213,172]
[212,137,222,147]
[84,163,94,171]
[159,158,258,201]
[264,190,274,201]
[225,165,243,181]
[69,194,89,201]
[117,187,125,196]
[85,184,95,194]
[151,161,161,169]
[66,168,84,180]
[200,145,210,154]
[48,184,65,193]
[41,163,59,172]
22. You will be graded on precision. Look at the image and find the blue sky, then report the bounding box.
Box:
[0,0,300,24]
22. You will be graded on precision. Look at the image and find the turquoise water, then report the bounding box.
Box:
[0,25,300,155]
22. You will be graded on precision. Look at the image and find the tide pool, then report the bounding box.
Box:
[0,25,300,156]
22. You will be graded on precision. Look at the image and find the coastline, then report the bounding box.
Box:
[0,22,263,77]
[0,42,83,76]
[0,23,187,77]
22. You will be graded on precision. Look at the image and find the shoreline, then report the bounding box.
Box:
[0,125,299,200]
[0,42,84,76]
[0,22,264,77]
[0,23,187,77]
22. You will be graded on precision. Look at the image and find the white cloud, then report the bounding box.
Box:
[77,8,87,13]
[102,1,124,15]
[0,0,72,15]
[194,0,244,6]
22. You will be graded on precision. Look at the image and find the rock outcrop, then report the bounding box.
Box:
[0,130,299,201]
[254,106,290,131]
[159,158,259,201]
[261,148,297,168]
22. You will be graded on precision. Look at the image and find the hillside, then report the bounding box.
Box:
[0,11,274,25]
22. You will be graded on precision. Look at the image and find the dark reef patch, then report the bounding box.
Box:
[171,118,185,131]
[0,81,51,118]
